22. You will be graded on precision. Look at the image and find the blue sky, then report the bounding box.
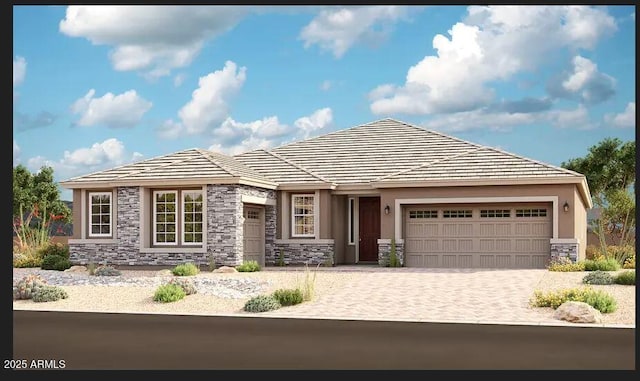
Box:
[13,5,635,201]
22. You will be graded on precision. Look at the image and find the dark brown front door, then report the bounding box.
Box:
[358,197,381,262]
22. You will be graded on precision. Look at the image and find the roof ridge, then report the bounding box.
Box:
[196,148,238,177]
[113,150,200,179]
[374,146,486,182]
[393,119,484,149]
[60,147,197,183]
[265,150,334,184]
[481,146,585,177]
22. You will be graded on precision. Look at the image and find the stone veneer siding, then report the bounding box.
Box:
[70,185,276,266]
[377,240,405,267]
[550,242,579,263]
[272,242,335,266]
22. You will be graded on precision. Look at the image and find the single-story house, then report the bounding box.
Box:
[60,119,592,268]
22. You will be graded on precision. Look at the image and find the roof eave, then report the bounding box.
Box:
[370,176,586,189]
[277,182,336,191]
[60,176,278,190]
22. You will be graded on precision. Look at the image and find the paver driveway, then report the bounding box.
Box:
[263,267,555,324]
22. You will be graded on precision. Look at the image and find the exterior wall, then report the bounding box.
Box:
[331,195,347,265]
[573,186,588,261]
[273,241,334,265]
[319,190,332,239]
[69,185,276,267]
[377,239,404,267]
[71,189,82,239]
[550,243,578,262]
[380,184,580,240]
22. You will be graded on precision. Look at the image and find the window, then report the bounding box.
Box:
[182,191,203,245]
[480,209,511,218]
[89,192,112,237]
[292,194,315,237]
[409,210,438,219]
[443,210,472,218]
[247,210,260,219]
[516,208,547,217]
[348,198,355,244]
[154,191,177,245]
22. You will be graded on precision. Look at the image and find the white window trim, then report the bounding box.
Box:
[291,193,316,238]
[153,190,178,246]
[181,190,204,246]
[88,191,112,237]
[348,197,355,245]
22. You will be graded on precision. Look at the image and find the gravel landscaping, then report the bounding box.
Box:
[13,267,635,326]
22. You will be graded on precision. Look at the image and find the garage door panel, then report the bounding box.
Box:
[405,203,552,269]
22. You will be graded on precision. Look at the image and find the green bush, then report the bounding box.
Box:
[388,238,401,267]
[153,284,186,303]
[41,254,72,271]
[623,255,635,269]
[236,260,261,272]
[243,295,281,312]
[13,254,42,268]
[166,278,197,295]
[87,262,97,275]
[94,265,122,276]
[277,250,286,266]
[604,245,635,266]
[531,287,617,313]
[582,271,614,285]
[36,242,70,260]
[547,257,585,272]
[13,275,47,300]
[32,286,69,303]
[614,271,636,285]
[171,263,200,276]
[272,288,304,306]
[584,258,621,271]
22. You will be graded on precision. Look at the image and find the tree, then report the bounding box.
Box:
[562,138,635,249]
[13,164,71,223]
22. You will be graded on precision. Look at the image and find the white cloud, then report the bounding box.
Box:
[300,6,410,58]
[59,6,247,78]
[174,73,186,87]
[320,80,333,91]
[546,104,593,129]
[13,56,26,87]
[554,55,616,104]
[71,89,152,128]
[158,61,246,137]
[13,140,20,164]
[26,138,143,181]
[294,107,333,138]
[370,6,617,115]
[604,102,635,128]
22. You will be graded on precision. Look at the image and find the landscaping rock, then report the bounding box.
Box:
[155,269,173,277]
[214,266,238,273]
[554,301,603,323]
[64,266,87,273]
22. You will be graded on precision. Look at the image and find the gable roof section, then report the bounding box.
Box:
[60,148,277,189]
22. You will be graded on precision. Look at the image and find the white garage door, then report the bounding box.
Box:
[243,206,265,267]
[404,203,552,268]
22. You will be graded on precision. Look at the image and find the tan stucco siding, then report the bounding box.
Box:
[320,190,332,239]
[331,195,347,264]
[72,189,82,239]
[574,186,589,260]
[380,184,579,240]
[276,191,282,239]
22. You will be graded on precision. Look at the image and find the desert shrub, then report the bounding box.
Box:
[153,284,186,303]
[87,262,97,275]
[547,257,585,272]
[388,238,401,267]
[272,288,303,306]
[236,260,261,272]
[298,263,319,301]
[166,277,197,295]
[41,254,72,271]
[584,258,620,271]
[171,263,200,276]
[531,287,617,313]
[582,271,614,285]
[208,256,217,272]
[32,286,69,303]
[623,255,635,269]
[276,250,285,266]
[13,275,47,300]
[94,265,121,277]
[36,242,70,260]
[13,254,42,268]
[585,245,602,260]
[614,271,636,285]
[604,245,635,266]
[243,295,281,312]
